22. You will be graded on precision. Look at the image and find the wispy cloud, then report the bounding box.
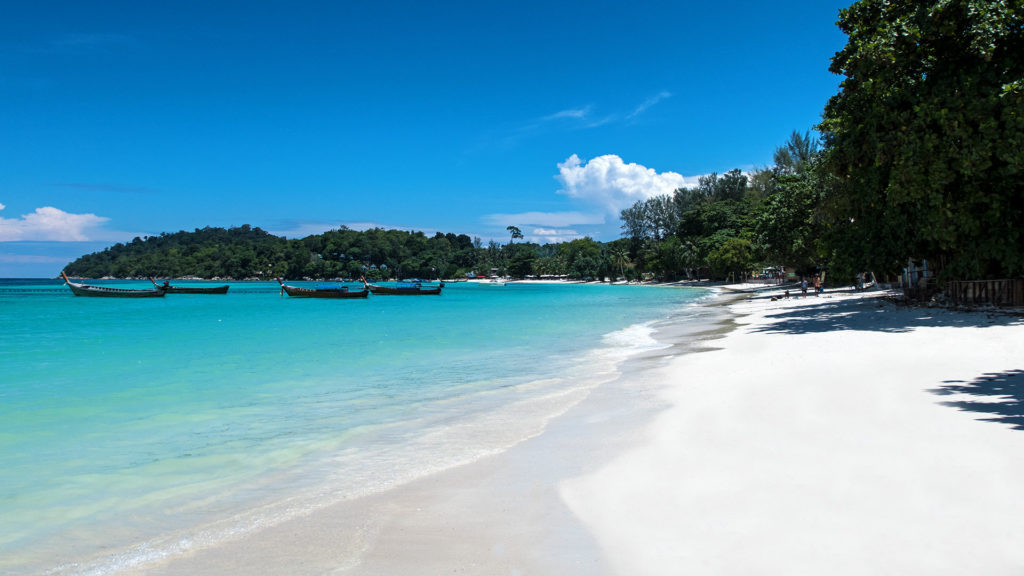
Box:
[626,91,672,120]
[543,107,591,121]
[0,252,73,264]
[489,92,672,149]
[492,106,594,148]
[265,220,337,238]
[481,212,603,245]
[483,211,604,228]
[529,227,583,244]
[267,219,449,239]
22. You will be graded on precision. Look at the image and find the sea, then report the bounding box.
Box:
[0,278,711,574]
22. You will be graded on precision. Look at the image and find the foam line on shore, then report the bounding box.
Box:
[78,292,717,575]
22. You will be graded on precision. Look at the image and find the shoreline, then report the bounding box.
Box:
[114,286,727,575]
[121,286,1024,574]
[565,287,1024,575]
[6,282,693,575]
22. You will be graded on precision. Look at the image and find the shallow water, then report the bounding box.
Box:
[0,279,708,574]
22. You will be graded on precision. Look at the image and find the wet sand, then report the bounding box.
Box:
[132,287,1024,575]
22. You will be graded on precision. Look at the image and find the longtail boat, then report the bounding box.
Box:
[151,278,229,294]
[362,278,444,296]
[277,278,368,299]
[62,272,166,298]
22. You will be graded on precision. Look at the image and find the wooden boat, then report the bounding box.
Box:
[362,278,444,295]
[277,278,368,299]
[151,278,229,294]
[62,272,166,298]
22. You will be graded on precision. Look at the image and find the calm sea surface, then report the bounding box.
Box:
[0,279,707,574]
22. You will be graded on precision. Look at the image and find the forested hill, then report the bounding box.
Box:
[64,223,641,281]
[63,225,485,280]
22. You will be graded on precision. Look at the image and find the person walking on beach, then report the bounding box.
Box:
[813,275,821,296]
[801,278,808,297]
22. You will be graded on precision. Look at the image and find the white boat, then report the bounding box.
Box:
[480,268,506,286]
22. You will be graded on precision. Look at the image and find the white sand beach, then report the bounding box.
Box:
[131,287,1024,575]
[563,288,1024,575]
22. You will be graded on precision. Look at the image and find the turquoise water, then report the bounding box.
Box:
[0,279,706,574]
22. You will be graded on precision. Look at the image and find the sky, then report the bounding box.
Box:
[1,1,851,277]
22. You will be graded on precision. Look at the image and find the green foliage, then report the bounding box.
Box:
[820,0,1024,279]
[619,169,763,280]
[505,243,537,278]
[755,160,829,273]
[558,238,608,279]
[64,225,615,281]
[773,130,820,174]
[64,225,288,279]
[617,2,1024,285]
[707,237,754,279]
[607,241,631,280]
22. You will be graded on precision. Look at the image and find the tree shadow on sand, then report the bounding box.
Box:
[931,370,1024,431]
[747,295,1021,335]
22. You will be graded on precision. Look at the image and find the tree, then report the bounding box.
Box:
[755,159,829,273]
[620,200,653,249]
[820,0,1024,280]
[504,242,537,278]
[678,238,702,279]
[657,236,686,280]
[707,236,754,281]
[570,256,600,279]
[506,225,523,244]
[559,237,604,279]
[608,244,631,280]
[773,130,820,174]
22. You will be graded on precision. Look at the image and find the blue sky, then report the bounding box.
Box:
[1,1,850,277]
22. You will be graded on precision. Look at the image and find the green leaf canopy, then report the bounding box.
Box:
[820,0,1024,279]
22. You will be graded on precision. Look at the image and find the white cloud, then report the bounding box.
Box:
[529,227,582,244]
[483,211,605,228]
[477,155,707,244]
[555,154,700,216]
[0,205,110,242]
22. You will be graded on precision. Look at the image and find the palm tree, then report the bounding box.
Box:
[679,239,701,279]
[609,246,631,280]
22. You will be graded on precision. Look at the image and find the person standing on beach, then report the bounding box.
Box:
[801,278,808,297]
[813,276,821,296]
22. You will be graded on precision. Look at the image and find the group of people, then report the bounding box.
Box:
[800,276,823,297]
[774,275,824,301]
